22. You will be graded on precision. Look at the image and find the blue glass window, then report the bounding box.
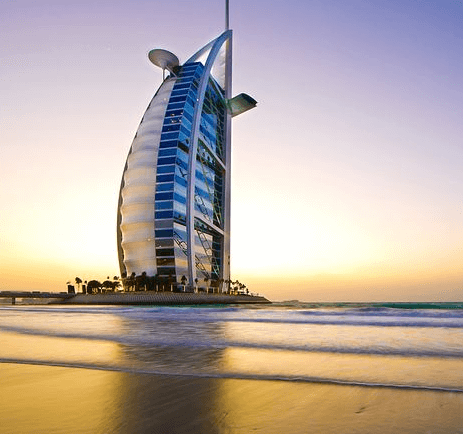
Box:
[174,193,186,204]
[179,71,196,78]
[171,90,189,98]
[176,158,188,172]
[173,225,187,240]
[162,123,181,133]
[195,186,211,201]
[182,63,199,70]
[184,102,194,117]
[155,210,174,219]
[186,95,197,108]
[180,116,192,131]
[175,184,187,197]
[166,109,184,117]
[155,201,173,210]
[156,174,174,183]
[160,132,179,141]
[160,140,178,149]
[155,229,174,238]
[155,192,174,201]
[173,210,186,224]
[157,165,175,174]
[175,166,187,180]
[196,169,214,187]
[180,124,190,137]
[158,148,177,157]
[167,102,185,111]
[174,83,191,90]
[157,156,176,166]
[178,131,190,145]
[175,175,187,187]
[177,149,189,164]
[170,95,187,104]
[164,116,182,126]
[183,109,193,123]
[156,183,174,192]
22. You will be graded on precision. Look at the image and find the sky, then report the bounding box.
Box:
[1,0,462,301]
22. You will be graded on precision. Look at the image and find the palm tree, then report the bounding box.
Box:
[137,271,147,291]
[102,280,114,292]
[181,275,187,292]
[75,277,82,293]
[130,272,136,291]
[194,278,199,293]
[120,272,127,291]
[87,280,101,294]
[204,276,210,293]
[111,276,121,291]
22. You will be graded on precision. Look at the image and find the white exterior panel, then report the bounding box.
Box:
[118,78,176,276]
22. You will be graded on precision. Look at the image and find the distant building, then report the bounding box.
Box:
[117,28,256,290]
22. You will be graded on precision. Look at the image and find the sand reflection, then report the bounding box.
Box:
[0,330,121,368]
[214,378,463,434]
[116,319,227,374]
[2,361,463,433]
[219,347,463,390]
[110,374,224,434]
[0,363,122,434]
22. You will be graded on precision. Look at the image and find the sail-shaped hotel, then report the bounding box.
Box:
[116,17,256,291]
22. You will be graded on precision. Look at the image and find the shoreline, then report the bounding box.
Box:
[59,291,271,305]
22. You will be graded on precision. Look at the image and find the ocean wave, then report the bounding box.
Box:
[1,357,462,393]
[274,301,463,311]
[122,313,463,329]
[101,307,463,329]
[3,304,463,325]
[2,324,463,359]
[0,306,133,315]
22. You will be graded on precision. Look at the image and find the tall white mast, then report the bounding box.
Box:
[223,0,232,289]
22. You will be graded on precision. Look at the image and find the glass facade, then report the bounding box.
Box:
[117,31,235,290]
[152,63,225,282]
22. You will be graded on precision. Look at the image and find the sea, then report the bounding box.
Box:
[1,301,463,433]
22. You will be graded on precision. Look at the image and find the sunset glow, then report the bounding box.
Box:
[1,0,462,301]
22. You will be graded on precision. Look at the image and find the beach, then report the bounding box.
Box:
[1,363,463,434]
[1,302,463,433]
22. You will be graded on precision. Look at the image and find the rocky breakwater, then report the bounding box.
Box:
[62,291,271,305]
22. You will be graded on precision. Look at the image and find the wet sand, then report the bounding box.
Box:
[1,363,463,434]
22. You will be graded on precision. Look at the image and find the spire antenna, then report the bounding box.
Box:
[225,0,229,30]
